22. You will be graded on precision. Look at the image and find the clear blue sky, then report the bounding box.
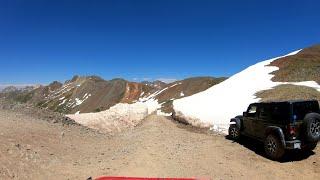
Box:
[0,0,320,84]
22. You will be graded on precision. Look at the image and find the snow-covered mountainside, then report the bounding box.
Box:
[173,46,320,134]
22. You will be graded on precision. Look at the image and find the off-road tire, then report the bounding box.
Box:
[228,124,240,140]
[303,113,320,143]
[264,134,285,160]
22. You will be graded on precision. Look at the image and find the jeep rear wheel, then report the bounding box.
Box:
[304,113,320,142]
[228,125,240,140]
[264,134,285,160]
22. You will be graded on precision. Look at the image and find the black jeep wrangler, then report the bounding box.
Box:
[229,100,320,160]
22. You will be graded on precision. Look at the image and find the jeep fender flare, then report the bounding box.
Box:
[265,126,286,147]
[230,117,241,130]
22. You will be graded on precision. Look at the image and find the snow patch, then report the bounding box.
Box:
[73,94,91,107]
[67,103,149,133]
[58,99,67,106]
[157,110,172,116]
[75,98,83,106]
[139,99,160,115]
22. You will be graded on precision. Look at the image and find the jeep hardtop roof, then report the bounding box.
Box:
[250,99,318,106]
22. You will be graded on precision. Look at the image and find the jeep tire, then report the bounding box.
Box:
[303,113,320,143]
[228,124,240,140]
[264,134,285,160]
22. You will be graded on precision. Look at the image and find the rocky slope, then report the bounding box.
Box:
[270,45,320,84]
[0,75,225,116]
[141,80,167,89]
[155,77,226,113]
[258,44,320,103]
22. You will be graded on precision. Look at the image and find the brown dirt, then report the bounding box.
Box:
[0,111,319,180]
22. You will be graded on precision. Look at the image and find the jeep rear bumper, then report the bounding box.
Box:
[285,140,301,149]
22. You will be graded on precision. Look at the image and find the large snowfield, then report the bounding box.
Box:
[173,49,320,134]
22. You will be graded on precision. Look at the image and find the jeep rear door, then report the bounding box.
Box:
[254,102,290,139]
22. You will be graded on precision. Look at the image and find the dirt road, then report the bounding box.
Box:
[0,109,319,179]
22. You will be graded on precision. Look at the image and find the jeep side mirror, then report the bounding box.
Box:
[243,112,248,116]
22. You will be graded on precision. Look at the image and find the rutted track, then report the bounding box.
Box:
[0,110,319,179]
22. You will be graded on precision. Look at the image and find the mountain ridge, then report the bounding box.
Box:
[0,75,226,115]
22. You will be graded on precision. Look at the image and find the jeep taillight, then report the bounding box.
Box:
[288,125,296,137]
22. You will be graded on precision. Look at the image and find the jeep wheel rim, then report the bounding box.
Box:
[267,139,277,154]
[310,120,320,136]
[230,128,238,138]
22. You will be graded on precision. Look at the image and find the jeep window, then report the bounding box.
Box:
[247,105,257,117]
[270,103,290,122]
[293,101,320,121]
[258,105,270,119]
